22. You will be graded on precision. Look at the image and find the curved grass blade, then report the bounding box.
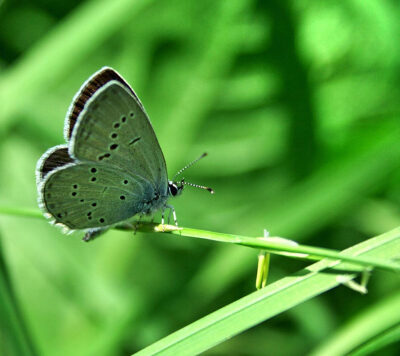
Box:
[133,226,400,356]
[311,290,400,356]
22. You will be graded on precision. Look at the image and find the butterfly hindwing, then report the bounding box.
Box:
[40,162,152,229]
[36,144,75,183]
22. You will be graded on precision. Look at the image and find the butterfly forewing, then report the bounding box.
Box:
[64,67,145,140]
[70,81,168,196]
[41,162,152,229]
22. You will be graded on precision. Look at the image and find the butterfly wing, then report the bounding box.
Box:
[69,80,168,197]
[64,67,145,141]
[39,162,153,229]
[36,144,74,184]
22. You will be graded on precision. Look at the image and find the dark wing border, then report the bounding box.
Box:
[64,67,145,141]
[35,144,74,184]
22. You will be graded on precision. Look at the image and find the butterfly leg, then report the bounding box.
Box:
[166,204,178,227]
[161,209,166,232]
[133,213,144,235]
[167,207,173,225]
[83,227,107,242]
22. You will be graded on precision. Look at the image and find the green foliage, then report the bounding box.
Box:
[0,0,399,355]
[134,227,400,356]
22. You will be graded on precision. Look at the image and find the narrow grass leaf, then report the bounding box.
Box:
[133,227,400,355]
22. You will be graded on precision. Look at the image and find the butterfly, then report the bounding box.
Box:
[36,67,213,241]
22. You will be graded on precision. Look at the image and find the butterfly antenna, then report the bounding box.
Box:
[173,152,208,180]
[182,180,214,194]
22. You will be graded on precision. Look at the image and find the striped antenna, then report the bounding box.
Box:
[173,152,208,180]
[182,180,214,194]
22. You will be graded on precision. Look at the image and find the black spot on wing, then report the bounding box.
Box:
[129,137,141,145]
[98,153,111,161]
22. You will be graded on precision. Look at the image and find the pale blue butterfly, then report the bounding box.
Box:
[36,67,213,241]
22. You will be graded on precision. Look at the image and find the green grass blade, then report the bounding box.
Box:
[0,206,43,219]
[350,324,400,356]
[174,226,400,273]
[118,222,400,273]
[133,227,400,356]
[0,234,37,356]
[311,290,400,356]
[1,207,399,273]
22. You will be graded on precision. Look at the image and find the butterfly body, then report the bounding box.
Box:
[37,68,173,232]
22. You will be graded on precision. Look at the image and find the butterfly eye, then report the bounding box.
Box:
[169,183,178,196]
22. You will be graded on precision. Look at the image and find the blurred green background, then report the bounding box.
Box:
[0,0,400,355]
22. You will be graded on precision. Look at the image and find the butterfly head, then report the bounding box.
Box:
[168,178,214,197]
[168,180,185,197]
[169,153,214,198]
